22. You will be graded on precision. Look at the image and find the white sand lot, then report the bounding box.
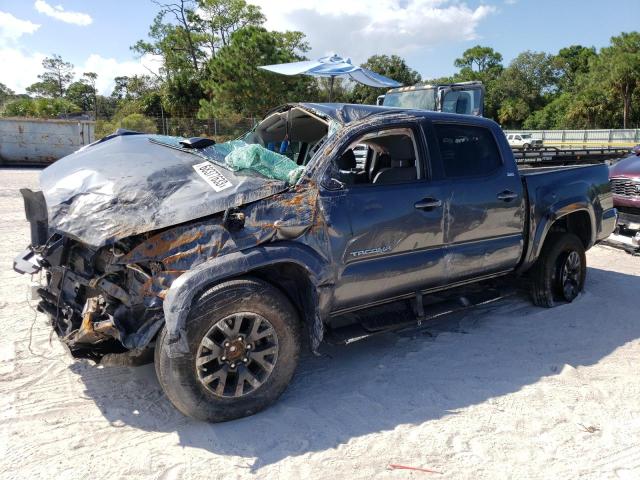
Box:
[1,168,639,480]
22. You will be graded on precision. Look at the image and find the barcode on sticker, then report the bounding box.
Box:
[192,161,232,192]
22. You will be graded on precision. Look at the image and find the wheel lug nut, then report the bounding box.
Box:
[236,336,243,342]
[230,363,236,368]
[242,357,248,363]
[224,342,230,347]
[246,344,252,350]
[221,356,226,361]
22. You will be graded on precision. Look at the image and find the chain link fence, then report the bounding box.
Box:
[96,115,257,142]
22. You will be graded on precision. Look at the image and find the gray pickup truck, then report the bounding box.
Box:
[14,103,616,422]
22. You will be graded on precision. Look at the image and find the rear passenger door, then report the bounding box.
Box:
[428,121,526,282]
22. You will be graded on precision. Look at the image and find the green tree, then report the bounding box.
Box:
[134,0,203,73]
[199,26,314,119]
[453,45,504,120]
[26,54,75,98]
[0,82,14,106]
[196,0,265,54]
[65,72,98,116]
[553,45,596,91]
[454,45,503,75]
[132,0,267,117]
[493,51,556,127]
[593,31,640,128]
[349,54,421,105]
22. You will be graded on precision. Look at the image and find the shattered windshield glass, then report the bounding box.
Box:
[150,136,305,184]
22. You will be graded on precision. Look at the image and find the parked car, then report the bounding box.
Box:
[609,145,640,232]
[506,133,543,150]
[14,104,616,422]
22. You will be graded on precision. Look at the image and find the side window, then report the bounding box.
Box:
[334,128,421,186]
[433,124,502,178]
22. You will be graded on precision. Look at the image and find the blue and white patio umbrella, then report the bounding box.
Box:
[259,54,402,101]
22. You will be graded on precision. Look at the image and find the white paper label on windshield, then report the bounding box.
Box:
[192,161,232,192]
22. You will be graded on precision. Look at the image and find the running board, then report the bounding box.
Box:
[325,287,510,346]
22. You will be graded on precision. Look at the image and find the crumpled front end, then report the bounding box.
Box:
[14,179,328,362]
[15,189,165,360]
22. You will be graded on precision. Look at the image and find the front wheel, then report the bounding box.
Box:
[523,143,531,150]
[530,232,586,307]
[155,277,302,422]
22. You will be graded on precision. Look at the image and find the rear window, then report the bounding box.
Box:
[383,89,437,110]
[433,124,502,178]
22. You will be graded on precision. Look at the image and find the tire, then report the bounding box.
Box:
[155,277,302,422]
[523,143,530,150]
[530,232,586,308]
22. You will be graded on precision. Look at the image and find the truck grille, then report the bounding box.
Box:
[611,177,640,197]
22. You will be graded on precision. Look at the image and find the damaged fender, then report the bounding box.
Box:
[162,242,333,358]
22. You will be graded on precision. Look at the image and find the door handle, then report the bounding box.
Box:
[414,198,442,210]
[497,190,518,202]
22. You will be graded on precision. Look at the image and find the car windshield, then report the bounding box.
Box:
[521,134,532,139]
[383,88,437,110]
[149,106,331,183]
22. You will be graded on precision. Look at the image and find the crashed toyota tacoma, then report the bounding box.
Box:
[14,103,616,422]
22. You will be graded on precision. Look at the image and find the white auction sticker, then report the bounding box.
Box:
[192,161,233,192]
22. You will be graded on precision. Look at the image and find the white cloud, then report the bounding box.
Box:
[76,54,162,95]
[0,11,42,91]
[0,47,45,92]
[34,0,92,26]
[0,48,161,95]
[0,11,40,44]
[250,0,495,63]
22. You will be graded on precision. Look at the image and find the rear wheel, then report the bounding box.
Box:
[523,143,530,150]
[530,232,586,307]
[155,277,302,422]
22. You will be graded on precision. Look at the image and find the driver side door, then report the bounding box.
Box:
[324,122,449,314]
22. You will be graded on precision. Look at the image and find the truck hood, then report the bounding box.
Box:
[41,133,289,247]
[610,154,640,178]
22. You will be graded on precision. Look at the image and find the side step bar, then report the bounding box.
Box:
[326,285,514,346]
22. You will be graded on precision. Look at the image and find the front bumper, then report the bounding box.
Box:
[14,238,163,361]
[616,208,640,230]
[599,207,618,241]
[13,247,42,275]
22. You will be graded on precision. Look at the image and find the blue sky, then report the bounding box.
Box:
[0,0,638,95]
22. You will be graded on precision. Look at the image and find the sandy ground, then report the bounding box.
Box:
[1,167,640,480]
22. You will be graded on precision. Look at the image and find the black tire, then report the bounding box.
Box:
[523,143,530,150]
[530,232,586,307]
[155,277,302,422]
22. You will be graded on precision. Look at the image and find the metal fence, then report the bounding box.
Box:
[504,129,640,148]
[96,116,257,141]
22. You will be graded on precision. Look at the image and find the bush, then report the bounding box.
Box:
[1,97,81,118]
[119,113,158,133]
[95,113,158,138]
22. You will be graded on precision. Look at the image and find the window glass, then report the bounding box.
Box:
[334,128,420,186]
[441,89,482,115]
[434,124,501,178]
[383,89,437,110]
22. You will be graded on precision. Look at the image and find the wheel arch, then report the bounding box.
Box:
[519,199,595,273]
[162,242,332,358]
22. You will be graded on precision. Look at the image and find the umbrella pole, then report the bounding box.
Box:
[329,76,335,102]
